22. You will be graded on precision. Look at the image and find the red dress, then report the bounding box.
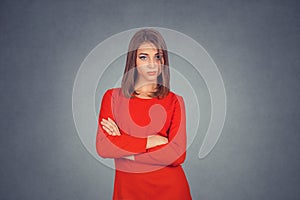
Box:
[96,88,192,200]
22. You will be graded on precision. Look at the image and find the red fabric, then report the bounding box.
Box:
[96,88,192,200]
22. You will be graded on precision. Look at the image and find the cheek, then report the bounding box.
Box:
[136,58,146,68]
[136,59,141,67]
[136,66,146,75]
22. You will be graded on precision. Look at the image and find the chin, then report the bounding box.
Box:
[146,77,158,82]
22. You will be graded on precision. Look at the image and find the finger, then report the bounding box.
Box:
[105,127,117,136]
[104,119,120,136]
[108,118,121,136]
[107,118,121,136]
[101,119,118,136]
[105,118,117,133]
[102,125,113,136]
[108,117,117,126]
[101,119,115,133]
[100,121,114,134]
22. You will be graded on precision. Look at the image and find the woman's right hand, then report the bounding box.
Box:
[146,135,168,149]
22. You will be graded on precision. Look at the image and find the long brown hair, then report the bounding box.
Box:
[121,28,170,98]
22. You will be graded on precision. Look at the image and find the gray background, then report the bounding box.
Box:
[1,0,299,199]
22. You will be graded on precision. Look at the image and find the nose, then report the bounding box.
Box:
[148,58,157,69]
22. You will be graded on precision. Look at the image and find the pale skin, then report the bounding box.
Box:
[100,42,168,150]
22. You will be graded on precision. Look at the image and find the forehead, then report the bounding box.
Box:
[137,42,162,54]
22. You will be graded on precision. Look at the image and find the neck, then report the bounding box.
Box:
[134,78,157,93]
[134,83,157,93]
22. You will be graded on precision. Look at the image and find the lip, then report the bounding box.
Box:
[147,71,157,76]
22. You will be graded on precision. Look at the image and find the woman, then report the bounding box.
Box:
[96,28,192,200]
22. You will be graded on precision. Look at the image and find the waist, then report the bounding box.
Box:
[114,158,181,173]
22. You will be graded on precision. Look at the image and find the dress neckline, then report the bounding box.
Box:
[133,95,156,101]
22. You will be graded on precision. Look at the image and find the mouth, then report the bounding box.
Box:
[147,71,157,76]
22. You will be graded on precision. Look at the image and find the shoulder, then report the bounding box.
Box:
[167,91,185,103]
[103,87,122,95]
[168,91,186,115]
[102,88,123,100]
[104,87,121,94]
[159,91,185,109]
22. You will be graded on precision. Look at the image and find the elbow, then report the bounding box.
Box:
[96,138,112,159]
[96,130,115,158]
[97,149,108,159]
[96,137,123,159]
[171,152,186,166]
[96,143,109,158]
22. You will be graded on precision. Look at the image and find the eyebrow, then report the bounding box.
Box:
[138,52,163,55]
[138,53,148,55]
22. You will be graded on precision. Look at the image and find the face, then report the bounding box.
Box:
[135,42,164,84]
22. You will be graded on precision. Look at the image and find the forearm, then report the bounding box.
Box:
[96,126,147,158]
[133,139,186,166]
[96,129,168,159]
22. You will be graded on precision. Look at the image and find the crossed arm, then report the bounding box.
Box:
[96,89,187,166]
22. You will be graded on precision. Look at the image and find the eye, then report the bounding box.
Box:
[155,54,162,60]
[139,55,147,60]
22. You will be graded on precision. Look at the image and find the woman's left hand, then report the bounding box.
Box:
[100,117,121,136]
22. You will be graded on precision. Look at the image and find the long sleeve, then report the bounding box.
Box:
[133,95,187,166]
[96,89,148,158]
